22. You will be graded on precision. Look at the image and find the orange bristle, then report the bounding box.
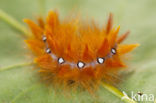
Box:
[24,11,139,92]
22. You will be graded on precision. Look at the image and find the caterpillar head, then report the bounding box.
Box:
[24,11,139,91]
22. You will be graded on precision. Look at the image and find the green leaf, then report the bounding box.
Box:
[0,0,156,103]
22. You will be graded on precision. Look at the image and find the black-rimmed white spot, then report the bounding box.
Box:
[46,48,51,54]
[58,57,65,64]
[111,48,116,54]
[97,57,105,64]
[77,61,85,69]
[42,35,47,42]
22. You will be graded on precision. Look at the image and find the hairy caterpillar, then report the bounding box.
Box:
[24,11,139,92]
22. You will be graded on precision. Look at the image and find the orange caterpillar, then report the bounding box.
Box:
[24,11,139,92]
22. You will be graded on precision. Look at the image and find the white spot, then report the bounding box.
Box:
[97,57,105,64]
[42,36,47,42]
[77,61,85,69]
[58,57,65,64]
[46,48,51,54]
[111,48,116,54]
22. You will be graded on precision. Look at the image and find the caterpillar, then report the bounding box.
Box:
[24,11,139,92]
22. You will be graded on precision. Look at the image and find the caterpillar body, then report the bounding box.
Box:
[24,11,139,92]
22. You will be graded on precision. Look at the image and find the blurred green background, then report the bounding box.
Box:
[0,0,156,103]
